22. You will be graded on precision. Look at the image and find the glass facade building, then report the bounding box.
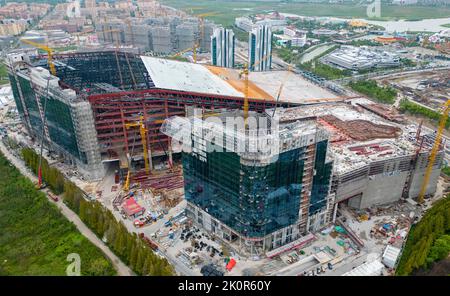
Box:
[172,113,334,251]
[9,73,81,161]
[183,146,309,238]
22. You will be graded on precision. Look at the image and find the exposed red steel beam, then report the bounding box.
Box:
[88,88,289,161]
[96,124,125,130]
[87,88,286,108]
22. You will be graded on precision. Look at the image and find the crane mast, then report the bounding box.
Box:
[124,116,150,191]
[20,39,56,76]
[417,100,450,203]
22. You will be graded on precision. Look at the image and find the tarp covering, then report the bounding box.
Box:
[122,197,145,217]
[226,258,236,271]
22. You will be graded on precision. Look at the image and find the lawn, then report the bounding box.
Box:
[0,63,9,85]
[160,1,450,27]
[0,152,117,276]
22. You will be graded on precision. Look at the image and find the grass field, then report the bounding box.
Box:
[0,152,117,276]
[160,1,450,27]
[0,63,9,85]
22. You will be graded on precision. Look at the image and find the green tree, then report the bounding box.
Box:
[129,243,138,269]
[135,246,146,275]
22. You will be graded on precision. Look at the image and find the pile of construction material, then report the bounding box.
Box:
[132,167,184,191]
[370,216,411,248]
[328,226,360,255]
[320,114,402,141]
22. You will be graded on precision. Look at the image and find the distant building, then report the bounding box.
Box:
[249,25,272,72]
[211,27,235,68]
[97,17,214,54]
[84,0,97,16]
[0,21,28,36]
[234,17,254,32]
[311,29,338,36]
[85,0,96,9]
[235,15,287,33]
[66,1,81,18]
[283,27,307,47]
[392,0,418,5]
[323,46,400,70]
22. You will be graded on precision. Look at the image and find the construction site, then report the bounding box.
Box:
[96,16,215,55]
[270,101,444,210]
[382,69,450,112]
[3,41,448,275]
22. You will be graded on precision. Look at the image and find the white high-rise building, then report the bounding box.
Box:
[85,0,96,8]
[66,0,81,18]
[210,27,235,68]
[248,25,272,72]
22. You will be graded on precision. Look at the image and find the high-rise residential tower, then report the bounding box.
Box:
[248,25,272,71]
[210,27,235,68]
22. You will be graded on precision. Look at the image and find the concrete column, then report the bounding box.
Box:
[168,138,173,167]
[148,147,153,170]
[333,202,338,223]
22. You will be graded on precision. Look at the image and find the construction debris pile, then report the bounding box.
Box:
[357,103,406,123]
[370,216,411,248]
[344,201,414,249]
[320,114,402,141]
[324,225,361,256]
[131,167,184,191]
[112,169,184,228]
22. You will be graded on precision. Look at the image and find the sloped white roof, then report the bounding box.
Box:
[140,56,244,97]
[382,245,401,268]
[343,260,384,276]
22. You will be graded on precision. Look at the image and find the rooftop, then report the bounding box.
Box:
[248,71,337,103]
[343,259,384,276]
[140,56,244,98]
[270,102,427,175]
[141,56,336,103]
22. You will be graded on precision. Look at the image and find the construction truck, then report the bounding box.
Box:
[34,181,47,190]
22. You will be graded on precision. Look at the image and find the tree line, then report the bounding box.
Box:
[299,61,351,80]
[398,99,450,129]
[0,152,116,275]
[21,148,174,276]
[396,195,450,275]
[349,80,397,104]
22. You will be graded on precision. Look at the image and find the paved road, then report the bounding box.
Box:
[335,66,450,84]
[0,141,134,276]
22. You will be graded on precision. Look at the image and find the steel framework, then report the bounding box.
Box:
[88,89,294,160]
[35,51,296,162]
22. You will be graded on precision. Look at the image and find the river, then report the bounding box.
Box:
[280,13,449,33]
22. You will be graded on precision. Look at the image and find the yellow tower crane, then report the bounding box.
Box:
[195,12,218,50]
[417,100,450,204]
[169,44,199,63]
[240,53,273,125]
[124,115,150,191]
[20,39,56,76]
[125,19,134,47]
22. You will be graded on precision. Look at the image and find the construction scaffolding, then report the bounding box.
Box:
[96,17,215,54]
[8,50,293,182]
